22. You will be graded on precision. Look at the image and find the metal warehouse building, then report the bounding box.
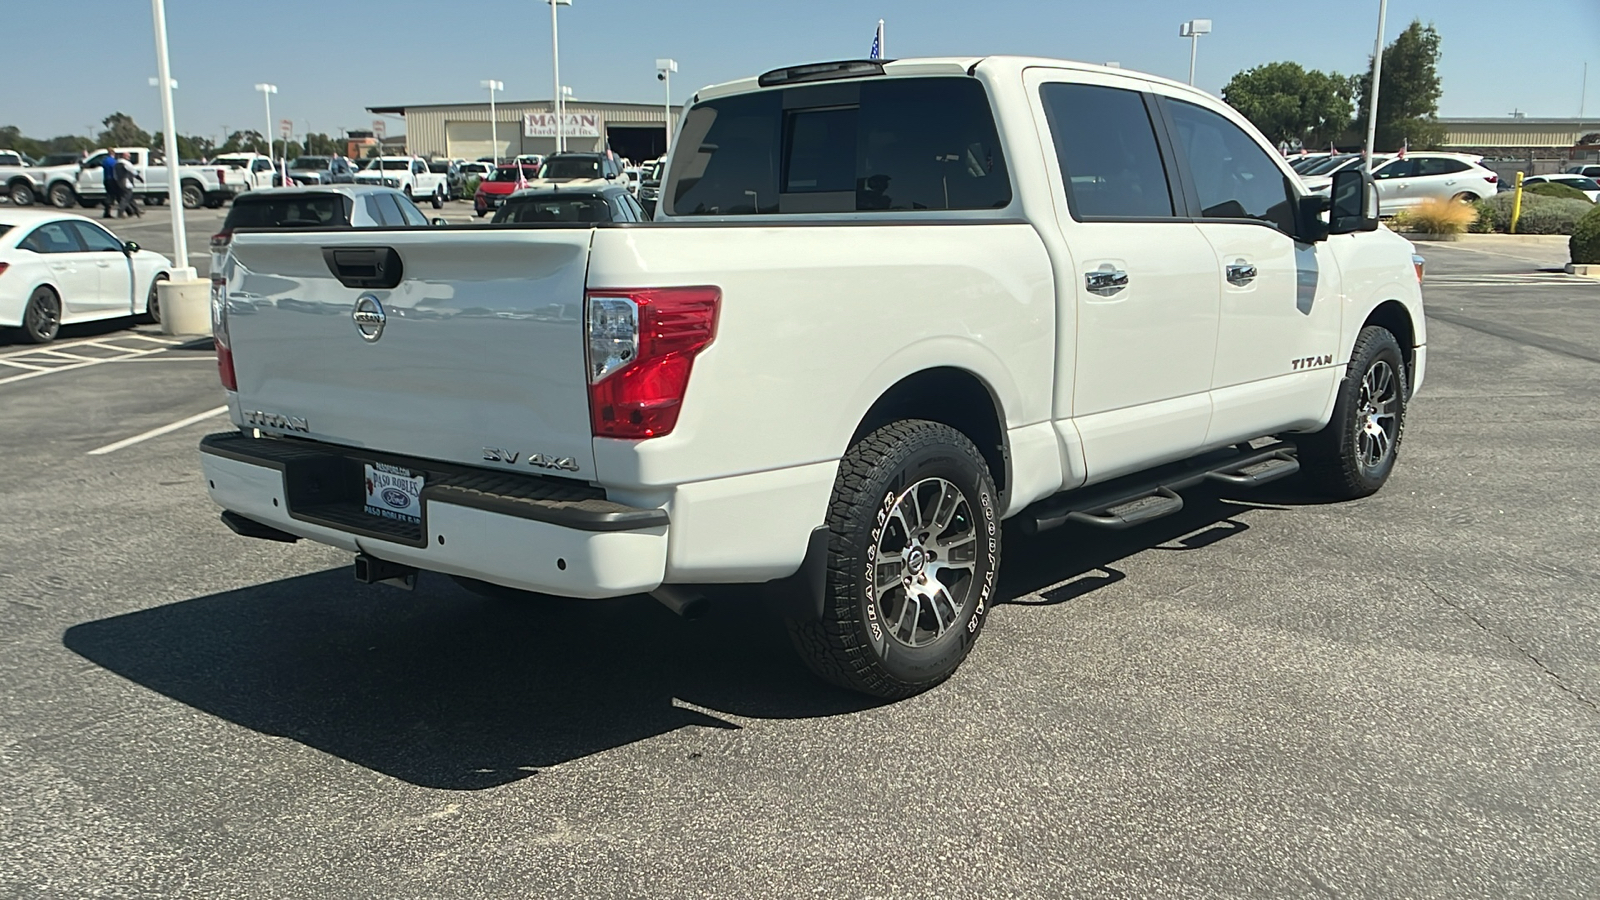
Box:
[367,98,683,163]
[1440,117,1597,158]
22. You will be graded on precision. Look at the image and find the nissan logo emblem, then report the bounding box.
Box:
[352,294,386,342]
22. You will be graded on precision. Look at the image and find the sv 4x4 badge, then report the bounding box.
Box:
[482,447,581,472]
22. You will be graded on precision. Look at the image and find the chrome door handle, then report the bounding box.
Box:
[1085,268,1128,296]
[1225,263,1257,286]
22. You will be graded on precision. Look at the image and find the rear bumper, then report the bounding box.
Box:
[200,432,668,598]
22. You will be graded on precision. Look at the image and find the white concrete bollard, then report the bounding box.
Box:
[158,278,212,336]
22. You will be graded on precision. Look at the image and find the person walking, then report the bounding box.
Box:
[101,151,121,218]
[114,153,143,218]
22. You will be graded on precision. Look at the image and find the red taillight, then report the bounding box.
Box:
[586,287,720,439]
[209,230,232,249]
[216,167,226,184]
[1485,173,1498,184]
[0,262,8,278]
[212,274,236,390]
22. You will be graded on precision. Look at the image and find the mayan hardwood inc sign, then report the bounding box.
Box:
[523,112,602,138]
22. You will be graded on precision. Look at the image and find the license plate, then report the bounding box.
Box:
[363,462,423,524]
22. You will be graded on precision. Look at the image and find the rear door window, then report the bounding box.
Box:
[667,76,1011,215]
[20,222,82,253]
[1416,158,1469,176]
[1038,83,1174,219]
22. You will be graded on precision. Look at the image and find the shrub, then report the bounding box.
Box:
[1394,198,1477,235]
[1572,204,1600,264]
[1469,198,1498,233]
[1479,191,1595,234]
[1526,182,1593,203]
[461,175,480,200]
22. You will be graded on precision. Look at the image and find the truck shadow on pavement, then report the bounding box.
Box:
[63,483,1301,791]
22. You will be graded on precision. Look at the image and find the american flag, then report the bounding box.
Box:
[868,19,884,60]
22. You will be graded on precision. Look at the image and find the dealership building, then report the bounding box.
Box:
[367,98,683,163]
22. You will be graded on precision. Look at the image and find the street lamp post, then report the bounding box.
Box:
[560,86,573,151]
[1179,18,1212,87]
[547,0,572,155]
[480,79,503,162]
[254,83,277,163]
[656,58,677,154]
[1362,0,1389,170]
[149,0,191,280]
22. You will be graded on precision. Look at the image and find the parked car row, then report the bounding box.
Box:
[1288,151,1500,213]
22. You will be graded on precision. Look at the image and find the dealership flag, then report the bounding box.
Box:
[869,19,885,59]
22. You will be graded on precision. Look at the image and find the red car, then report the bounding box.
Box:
[473,165,539,217]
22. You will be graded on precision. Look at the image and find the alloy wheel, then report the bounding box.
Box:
[1355,359,1399,471]
[870,477,980,649]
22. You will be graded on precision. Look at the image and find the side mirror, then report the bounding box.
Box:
[122,240,140,254]
[1328,167,1380,234]
[430,217,448,227]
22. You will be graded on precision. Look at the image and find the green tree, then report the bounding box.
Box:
[152,132,217,161]
[303,132,341,156]
[96,112,152,149]
[1355,20,1446,151]
[218,130,267,155]
[1222,62,1355,148]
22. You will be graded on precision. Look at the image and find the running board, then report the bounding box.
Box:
[1021,442,1299,533]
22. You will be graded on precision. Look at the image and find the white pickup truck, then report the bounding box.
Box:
[201,57,1426,698]
[45,148,247,210]
[353,157,450,208]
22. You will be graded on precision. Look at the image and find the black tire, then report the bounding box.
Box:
[180,181,204,210]
[403,185,413,201]
[431,189,444,209]
[1452,192,1480,203]
[786,420,1001,699]
[22,287,61,344]
[1298,326,1409,500]
[8,181,35,206]
[139,274,168,325]
[48,183,76,208]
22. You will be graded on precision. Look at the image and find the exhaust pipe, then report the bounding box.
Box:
[353,553,418,590]
[651,585,708,619]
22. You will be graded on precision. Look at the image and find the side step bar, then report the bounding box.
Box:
[1021,442,1299,534]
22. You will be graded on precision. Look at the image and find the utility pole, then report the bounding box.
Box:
[150,0,191,279]
[1180,19,1211,87]
[481,80,503,162]
[255,83,277,160]
[657,59,677,154]
[548,0,572,154]
[1363,0,1389,170]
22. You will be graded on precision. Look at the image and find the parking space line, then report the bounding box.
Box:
[0,359,47,371]
[87,406,228,456]
[0,345,168,386]
[34,349,102,362]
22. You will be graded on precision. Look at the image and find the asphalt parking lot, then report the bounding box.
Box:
[2,235,1598,898]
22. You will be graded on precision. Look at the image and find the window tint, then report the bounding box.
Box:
[1416,157,1469,176]
[492,195,613,224]
[667,77,1010,215]
[21,222,81,253]
[1039,83,1173,219]
[225,194,344,229]
[1168,100,1296,232]
[1373,159,1415,180]
[372,193,410,226]
[68,221,124,252]
[620,192,646,221]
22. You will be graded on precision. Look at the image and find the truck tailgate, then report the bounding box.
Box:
[224,229,598,479]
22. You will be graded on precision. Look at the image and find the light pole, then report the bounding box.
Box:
[149,0,192,280]
[1362,0,1389,170]
[560,84,572,149]
[547,0,572,155]
[1179,18,1211,87]
[254,83,277,162]
[656,58,677,155]
[480,79,503,162]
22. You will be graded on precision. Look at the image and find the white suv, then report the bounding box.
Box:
[1371,153,1498,211]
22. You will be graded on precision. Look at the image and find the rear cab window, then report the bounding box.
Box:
[224,194,348,230]
[665,76,1012,216]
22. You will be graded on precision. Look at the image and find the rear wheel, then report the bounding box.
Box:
[23,287,61,343]
[1452,192,1480,203]
[140,273,168,325]
[431,188,444,209]
[1299,326,1408,499]
[8,181,35,206]
[786,420,1001,699]
[180,181,204,209]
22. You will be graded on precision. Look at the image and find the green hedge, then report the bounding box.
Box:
[1572,204,1600,264]
[1470,191,1596,235]
[1526,182,1593,202]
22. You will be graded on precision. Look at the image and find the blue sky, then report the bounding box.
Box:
[5,0,1597,143]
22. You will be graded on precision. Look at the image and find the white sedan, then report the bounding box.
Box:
[0,209,172,344]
